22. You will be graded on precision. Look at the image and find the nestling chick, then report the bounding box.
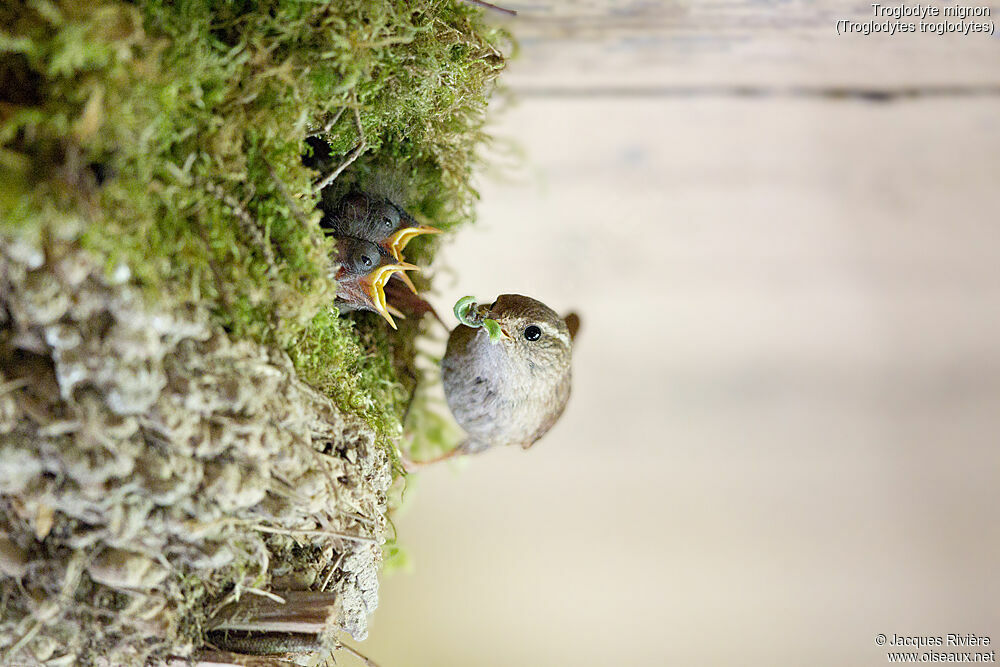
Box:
[324,191,415,241]
[441,294,579,454]
[322,191,440,293]
[333,236,416,329]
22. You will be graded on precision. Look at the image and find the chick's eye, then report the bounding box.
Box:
[383,216,394,228]
[524,325,541,341]
[361,255,373,268]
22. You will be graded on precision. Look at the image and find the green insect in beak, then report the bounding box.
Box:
[453,295,505,343]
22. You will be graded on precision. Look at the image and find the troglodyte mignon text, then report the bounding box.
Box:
[441,294,579,455]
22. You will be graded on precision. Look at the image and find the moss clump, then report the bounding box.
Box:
[1,0,509,442]
[1,0,510,662]
[0,238,393,663]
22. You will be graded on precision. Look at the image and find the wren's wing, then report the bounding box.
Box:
[520,375,572,450]
[564,312,581,341]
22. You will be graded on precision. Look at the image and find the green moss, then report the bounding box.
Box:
[2,0,509,445]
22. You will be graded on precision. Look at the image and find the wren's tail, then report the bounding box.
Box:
[564,312,581,341]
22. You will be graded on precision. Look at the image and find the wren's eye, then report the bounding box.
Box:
[379,206,400,230]
[523,325,542,342]
[361,254,373,268]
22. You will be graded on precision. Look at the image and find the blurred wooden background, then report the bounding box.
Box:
[362,2,1000,665]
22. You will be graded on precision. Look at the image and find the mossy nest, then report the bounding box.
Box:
[1,238,389,662]
[1,0,509,663]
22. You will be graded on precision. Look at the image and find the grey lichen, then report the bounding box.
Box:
[0,236,392,664]
[1,0,513,661]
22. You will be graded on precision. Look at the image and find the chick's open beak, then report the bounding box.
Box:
[360,262,418,329]
[393,271,420,295]
[374,226,440,295]
[383,225,441,262]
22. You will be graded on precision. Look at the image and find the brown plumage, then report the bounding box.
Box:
[441,294,577,454]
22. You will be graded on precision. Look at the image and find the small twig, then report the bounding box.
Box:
[194,218,236,309]
[0,378,29,395]
[338,641,381,667]
[208,591,240,622]
[203,181,276,269]
[314,101,366,194]
[343,511,376,528]
[265,161,310,227]
[320,550,346,593]
[244,588,287,605]
[208,579,283,622]
[3,620,42,663]
[296,433,343,509]
[3,552,86,663]
[317,107,346,136]
[251,525,376,544]
[459,0,517,16]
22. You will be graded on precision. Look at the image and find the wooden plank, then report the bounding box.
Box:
[492,1,1000,89]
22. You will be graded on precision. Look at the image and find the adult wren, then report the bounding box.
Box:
[441,294,579,454]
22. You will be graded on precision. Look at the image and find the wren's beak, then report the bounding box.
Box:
[380,226,439,294]
[453,296,511,343]
[383,226,441,263]
[482,321,513,345]
[360,262,418,329]
[476,304,512,344]
[392,270,419,295]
